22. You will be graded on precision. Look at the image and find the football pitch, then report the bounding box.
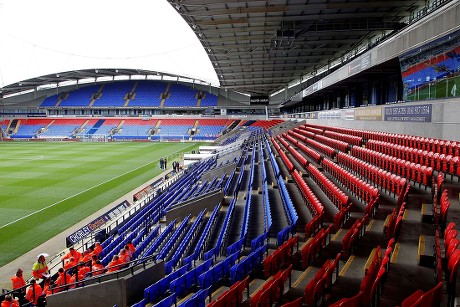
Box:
[0,141,202,268]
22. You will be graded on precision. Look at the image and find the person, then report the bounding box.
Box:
[32,254,49,283]
[77,262,91,278]
[68,268,85,289]
[1,295,19,307]
[54,268,71,293]
[124,245,132,258]
[61,247,81,263]
[10,269,26,304]
[92,242,103,256]
[91,260,105,276]
[80,249,92,263]
[106,255,122,273]
[159,158,164,169]
[91,254,99,266]
[11,268,26,290]
[118,249,130,264]
[126,240,136,256]
[63,256,77,270]
[41,277,53,297]
[164,158,167,169]
[25,279,42,306]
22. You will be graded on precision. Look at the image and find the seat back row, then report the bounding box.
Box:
[301,224,334,269]
[304,123,460,157]
[250,264,293,306]
[351,145,433,187]
[304,252,341,306]
[286,131,322,163]
[367,139,457,179]
[321,158,379,204]
[337,152,408,197]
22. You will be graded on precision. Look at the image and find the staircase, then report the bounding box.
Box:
[123,81,138,107]
[88,85,105,107]
[159,84,171,107]
[7,119,17,135]
[73,120,89,136]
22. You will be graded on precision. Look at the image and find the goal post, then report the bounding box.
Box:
[80,134,108,142]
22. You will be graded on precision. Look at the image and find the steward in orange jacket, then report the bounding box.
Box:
[106,255,122,273]
[25,280,42,306]
[10,269,25,290]
[61,247,81,263]
[1,295,19,307]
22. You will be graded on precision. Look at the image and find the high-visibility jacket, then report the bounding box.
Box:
[106,259,122,273]
[68,272,85,289]
[127,243,136,255]
[93,244,103,256]
[119,253,130,264]
[92,264,105,276]
[61,249,81,262]
[80,253,92,263]
[25,284,43,305]
[10,275,25,289]
[55,272,71,292]
[78,266,91,277]
[63,259,77,270]
[32,261,48,279]
[1,299,19,307]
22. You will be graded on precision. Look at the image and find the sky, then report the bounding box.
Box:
[0,0,219,88]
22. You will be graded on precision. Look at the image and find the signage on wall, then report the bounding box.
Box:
[66,200,131,246]
[250,95,269,105]
[384,104,432,122]
[354,106,382,121]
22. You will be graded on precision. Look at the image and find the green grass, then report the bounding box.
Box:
[0,141,202,267]
[405,75,460,101]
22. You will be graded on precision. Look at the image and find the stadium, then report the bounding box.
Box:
[0,0,460,306]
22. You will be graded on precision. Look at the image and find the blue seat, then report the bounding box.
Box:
[153,293,176,307]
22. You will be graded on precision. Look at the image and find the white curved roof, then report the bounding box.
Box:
[0,0,219,88]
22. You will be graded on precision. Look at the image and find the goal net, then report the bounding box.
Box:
[81,134,108,142]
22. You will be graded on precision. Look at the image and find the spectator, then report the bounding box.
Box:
[63,257,77,271]
[1,295,19,307]
[160,158,164,169]
[25,279,42,306]
[80,249,92,263]
[164,158,167,168]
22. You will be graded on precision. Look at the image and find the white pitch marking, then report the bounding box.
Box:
[0,144,195,230]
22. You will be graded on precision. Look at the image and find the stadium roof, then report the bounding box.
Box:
[168,0,425,96]
[0,0,427,99]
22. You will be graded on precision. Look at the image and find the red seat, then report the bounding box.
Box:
[280,297,303,307]
[400,289,424,307]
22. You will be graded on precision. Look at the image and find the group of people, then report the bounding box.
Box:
[159,157,168,169]
[4,240,136,306]
[171,161,181,173]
